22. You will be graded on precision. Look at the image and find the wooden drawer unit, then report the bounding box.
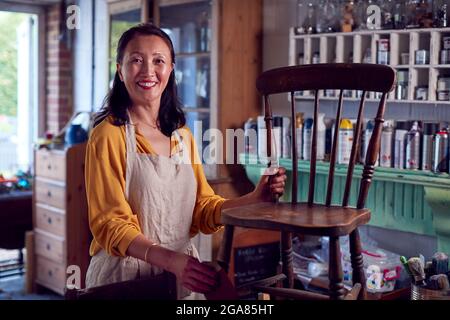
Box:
[35,204,65,237]
[35,179,66,210]
[36,256,66,295]
[32,143,91,295]
[35,150,66,181]
[35,229,65,263]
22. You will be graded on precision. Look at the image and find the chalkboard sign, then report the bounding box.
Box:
[234,241,280,286]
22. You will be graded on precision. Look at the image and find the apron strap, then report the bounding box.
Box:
[125,111,137,199]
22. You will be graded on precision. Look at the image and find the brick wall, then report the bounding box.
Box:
[46,4,73,134]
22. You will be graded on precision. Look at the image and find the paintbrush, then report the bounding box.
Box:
[400,256,414,280]
[432,252,449,275]
[407,257,427,286]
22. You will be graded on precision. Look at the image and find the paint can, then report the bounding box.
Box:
[415,50,430,65]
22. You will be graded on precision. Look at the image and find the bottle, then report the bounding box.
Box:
[244,118,258,156]
[295,113,304,160]
[380,120,394,168]
[432,127,449,173]
[394,121,409,169]
[282,117,292,159]
[361,120,379,165]
[303,118,313,160]
[338,119,354,165]
[421,122,439,171]
[405,121,421,170]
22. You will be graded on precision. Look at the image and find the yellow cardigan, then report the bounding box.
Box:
[85,116,226,257]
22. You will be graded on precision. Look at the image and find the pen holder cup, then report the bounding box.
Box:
[411,284,450,300]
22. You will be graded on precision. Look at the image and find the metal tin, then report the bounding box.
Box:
[415,86,428,100]
[415,50,430,65]
[443,36,450,50]
[377,51,389,65]
[298,53,304,65]
[396,83,408,100]
[437,77,450,91]
[397,70,409,84]
[437,90,450,101]
[422,122,439,171]
[440,49,450,64]
[312,52,320,64]
[405,121,421,170]
[401,53,410,65]
[432,128,449,173]
[378,39,390,51]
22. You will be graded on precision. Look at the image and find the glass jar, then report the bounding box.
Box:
[433,0,449,27]
[406,0,420,28]
[381,0,394,29]
[393,0,407,29]
[303,1,317,34]
[341,0,355,32]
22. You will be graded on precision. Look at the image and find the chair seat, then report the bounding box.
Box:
[221,202,370,237]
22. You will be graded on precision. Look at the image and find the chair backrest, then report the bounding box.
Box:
[65,272,177,300]
[256,63,395,209]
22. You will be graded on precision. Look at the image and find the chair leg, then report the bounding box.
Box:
[328,236,345,300]
[281,231,294,288]
[217,225,234,273]
[349,228,366,299]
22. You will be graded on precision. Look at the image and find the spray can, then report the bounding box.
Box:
[295,113,304,160]
[422,122,439,171]
[361,120,379,165]
[380,120,394,168]
[282,117,291,158]
[317,113,326,161]
[273,116,283,159]
[303,118,313,160]
[257,116,267,160]
[338,119,354,165]
[432,127,449,173]
[244,118,258,155]
[302,114,326,161]
[394,121,409,169]
[405,121,421,170]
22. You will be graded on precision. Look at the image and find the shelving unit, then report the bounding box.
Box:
[289,27,450,104]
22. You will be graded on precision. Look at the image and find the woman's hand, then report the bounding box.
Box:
[167,252,219,293]
[253,167,287,202]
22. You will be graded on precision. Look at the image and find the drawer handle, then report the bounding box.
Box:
[48,270,53,277]
[46,243,51,251]
[47,190,52,198]
[47,164,52,170]
[47,217,52,224]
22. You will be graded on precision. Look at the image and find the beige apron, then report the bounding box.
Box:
[85,120,199,299]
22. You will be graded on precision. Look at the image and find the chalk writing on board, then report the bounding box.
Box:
[234,242,280,286]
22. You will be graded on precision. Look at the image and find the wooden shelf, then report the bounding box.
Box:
[289,27,450,104]
[294,95,450,105]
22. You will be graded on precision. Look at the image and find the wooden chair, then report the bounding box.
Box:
[217,63,396,300]
[65,271,177,300]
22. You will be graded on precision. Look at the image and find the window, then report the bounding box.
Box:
[0,11,39,177]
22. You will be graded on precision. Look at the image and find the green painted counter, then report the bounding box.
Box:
[240,154,450,253]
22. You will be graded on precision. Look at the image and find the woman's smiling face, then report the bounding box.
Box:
[118,35,173,107]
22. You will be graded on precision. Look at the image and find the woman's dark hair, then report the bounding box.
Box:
[93,23,185,137]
